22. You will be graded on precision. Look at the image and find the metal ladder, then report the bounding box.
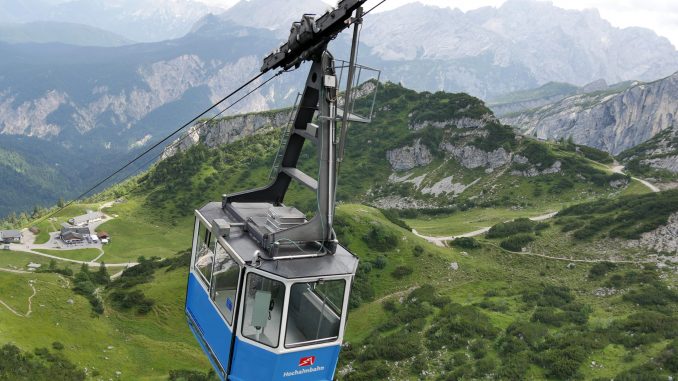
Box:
[269,92,302,180]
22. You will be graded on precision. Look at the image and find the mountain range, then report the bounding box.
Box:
[0,0,225,42]
[0,0,677,217]
[0,21,133,46]
[503,72,678,155]
[0,69,676,381]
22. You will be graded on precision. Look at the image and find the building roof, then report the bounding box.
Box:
[0,230,21,239]
[61,231,84,241]
[61,223,90,235]
[69,211,104,225]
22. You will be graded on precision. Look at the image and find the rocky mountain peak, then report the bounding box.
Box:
[505,71,678,155]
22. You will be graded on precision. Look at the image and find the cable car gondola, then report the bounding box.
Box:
[184,1,377,379]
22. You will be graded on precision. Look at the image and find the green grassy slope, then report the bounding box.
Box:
[0,84,674,380]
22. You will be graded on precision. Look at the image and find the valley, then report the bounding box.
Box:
[1,0,678,218]
[0,82,675,380]
[0,1,677,377]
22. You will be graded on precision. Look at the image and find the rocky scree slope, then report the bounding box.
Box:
[503,72,678,155]
[617,127,678,182]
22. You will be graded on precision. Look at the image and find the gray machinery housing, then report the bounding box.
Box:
[219,0,370,259]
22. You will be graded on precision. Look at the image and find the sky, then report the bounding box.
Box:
[200,0,678,48]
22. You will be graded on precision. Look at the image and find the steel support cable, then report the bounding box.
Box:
[122,70,286,178]
[363,0,387,16]
[27,0,390,226]
[31,70,276,225]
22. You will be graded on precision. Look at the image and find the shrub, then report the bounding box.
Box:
[476,299,509,313]
[407,284,450,307]
[412,245,424,257]
[0,344,85,380]
[360,331,422,361]
[362,224,399,251]
[51,342,64,351]
[610,311,678,348]
[588,262,616,280]
[658,340,678,372]
[349,264,374,309]
[505,321,548,349]
[534,222,549,231]
[452,237,480,249]
[622,283,678,308]
[549,178,574,194]
[498,352,530,380]
[343,360,391,381]
[110,290,156,315]
[471,123,516,151]
[500,234,534,251]
[487,218,535,238]
[521,141,557,167]
[531,307,567,327]
[523,285,574,308]
[426,304,499,350]
[380,209,411,231]
[391,266,413,279]
[372,256,387,269]
[536,331,605,379]
[577,145,613,164]
[168,369,218,381]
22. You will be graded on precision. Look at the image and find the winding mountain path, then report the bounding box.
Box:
[611,165,660,193]
[5,246,137,268]
[484,242,651,264]
[412,211,558,247]
[0,281,38,318]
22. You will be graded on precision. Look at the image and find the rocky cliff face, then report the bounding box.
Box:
[363,0,678,98]
[386,139,433,171]
[162,108,291,159]
[617,127,678,179]
[0,53,286,140]
[629,212,678,254]
[504,72,678,154]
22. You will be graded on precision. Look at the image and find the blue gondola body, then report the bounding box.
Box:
[185,204,358,381]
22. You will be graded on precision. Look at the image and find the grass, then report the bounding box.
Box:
[98,198,192,262]
[621,178,655,196]
[0,262,209,380]
[0,250,56,268]
[2,198,675,380]
[34,248,100,262]
[404,206,557,236]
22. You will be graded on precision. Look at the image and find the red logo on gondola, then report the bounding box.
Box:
[299,356,316,367]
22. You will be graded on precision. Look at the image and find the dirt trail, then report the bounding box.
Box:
[412,211,558,246]
[0,268,30,274]
[0,280,38,318]
[611,164,660,193]
[484,242,650,264]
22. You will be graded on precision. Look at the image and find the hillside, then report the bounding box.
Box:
[164,82,629,220]
[488,81,580,117]
[0,21,134,46]
[0,155,674,380]
[503,72,678,155]
[1,0,677,218]
[617,127,678,183]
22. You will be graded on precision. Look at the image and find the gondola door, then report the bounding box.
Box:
[186,217,245,381]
